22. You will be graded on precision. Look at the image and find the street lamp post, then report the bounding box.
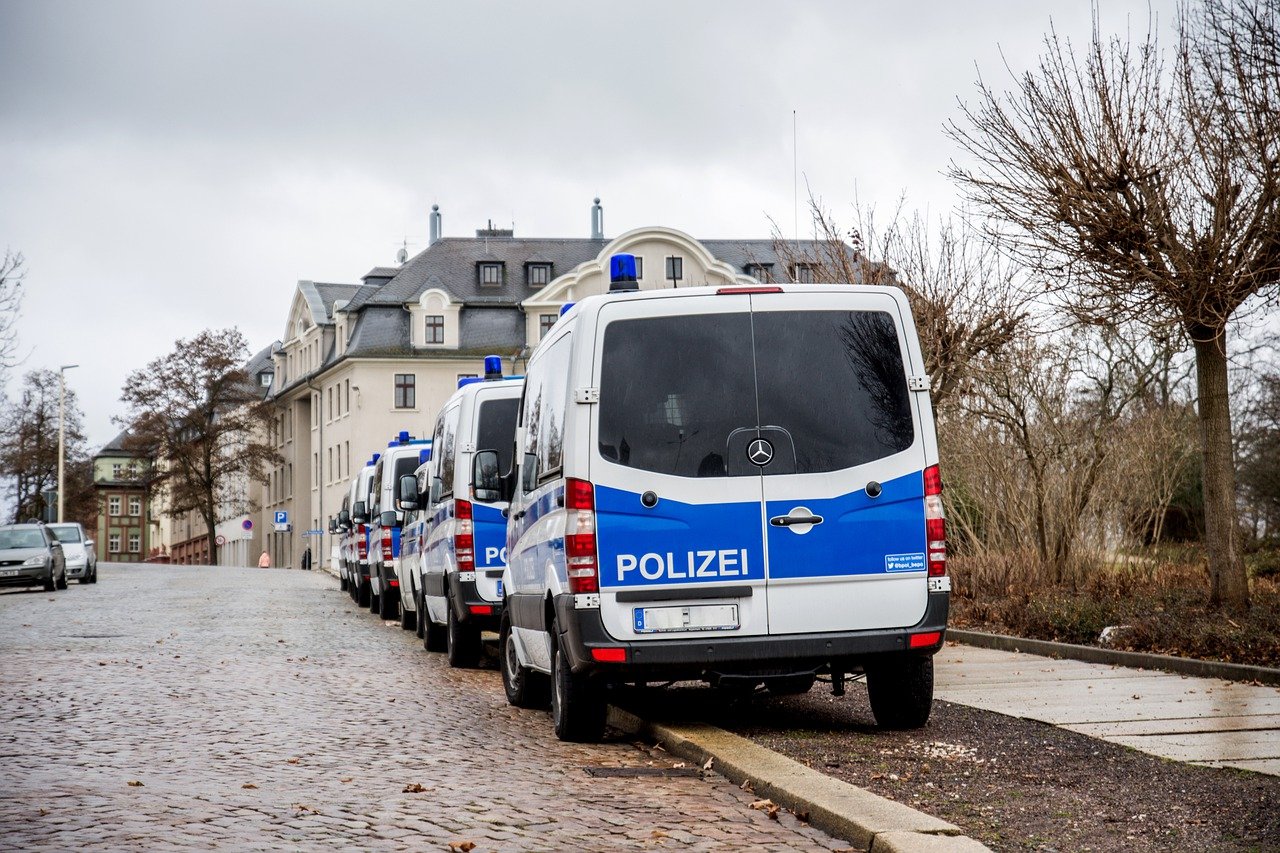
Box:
[57,364,79,523]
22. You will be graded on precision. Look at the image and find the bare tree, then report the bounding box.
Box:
[118,329,280,565]
[0,250,26,382]
[946,2,1280,607]
[773,198,1028,411]
[0,368,87,522]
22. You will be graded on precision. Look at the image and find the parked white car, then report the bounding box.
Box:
[49,523,97,584]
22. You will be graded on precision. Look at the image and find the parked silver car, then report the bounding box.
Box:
[49,523,97,584]
[0,523,67,591]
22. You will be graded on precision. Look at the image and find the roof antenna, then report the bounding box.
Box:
[396,237,409,265]
[793,109,799,249]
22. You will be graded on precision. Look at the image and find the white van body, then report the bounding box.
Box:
[503,281,949,741]
[345,458,380,607]
[369,435,432,625]
[419,376,523,666]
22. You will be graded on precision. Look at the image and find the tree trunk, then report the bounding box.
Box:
[1192,332,1249,609]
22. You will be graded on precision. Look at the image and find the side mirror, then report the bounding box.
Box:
[338,509,351,530]
[472,450,501,503]
[379,510,399,529]
[352,501,368,524]
[397,474,419,511]
[430,476,443,505]
[521,453,538,493]
[327,518,337,534]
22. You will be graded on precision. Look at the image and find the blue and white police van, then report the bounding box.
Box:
[345,455,380,607]
[368,432,432,624]
[417,358,523,668]
[501,255,950,741]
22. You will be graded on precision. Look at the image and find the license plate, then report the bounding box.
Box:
[0,569,17,577]
[633,604,739,634]
[495,580,504,599]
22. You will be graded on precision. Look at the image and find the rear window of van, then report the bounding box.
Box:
[598,309,914,477]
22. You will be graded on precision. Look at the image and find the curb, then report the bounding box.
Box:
[948,629,1280,686]
[607,707,991,853]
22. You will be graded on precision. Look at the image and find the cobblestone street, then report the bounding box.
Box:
[0,563,843,851]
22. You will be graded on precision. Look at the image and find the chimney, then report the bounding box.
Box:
[591,197,604,240]
[428,204,442,246]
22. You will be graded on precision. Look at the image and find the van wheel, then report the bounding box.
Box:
[551,627,606,742]
[399,598,416,631]
[424,613,446,652]
[866,655,934,730]
[340,575,348,592]
[446,598,481,668]
[357,578,371,608]
[501,611,549,709]
[379,583,399,620]
[414,589,426,639]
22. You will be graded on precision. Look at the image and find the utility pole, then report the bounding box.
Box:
[57,364,78,523]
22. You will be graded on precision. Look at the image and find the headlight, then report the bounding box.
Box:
[22,555,46,566]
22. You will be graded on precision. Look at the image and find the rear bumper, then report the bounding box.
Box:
[447,573,502,631]
[554,591,950,678]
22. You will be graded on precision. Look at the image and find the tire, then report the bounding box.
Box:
[56,570,68,590]
[339,574,348,592]
[368,567,381,613]
[89,568,97,584]
[501,610,549,709]
[415,587,426,639]
[43,570,56,592]
[357,578,371,608]
[551,626,606,742]
[446,597,481,668]
[379,580,399,620]
[866,655,934,730]
[400,595,417,631]
[78,575,90,585]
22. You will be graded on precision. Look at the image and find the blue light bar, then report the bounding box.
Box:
[609,253,639,292]
[419,449,432,463]
[370,453,381,465]
[559,302,574,316]
[399,430,412,443]
[484,355,503,380]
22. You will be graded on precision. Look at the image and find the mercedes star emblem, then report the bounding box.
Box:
[747,438,774,467]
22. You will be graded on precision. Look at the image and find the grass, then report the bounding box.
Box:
[949,551,1280,668]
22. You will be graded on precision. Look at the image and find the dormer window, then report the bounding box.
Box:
[745,263,774,283]
[259,371,274,387]
[526,263,552,287]
[791,262,817,284]
[665,256,683,284]
[478,262,504,287]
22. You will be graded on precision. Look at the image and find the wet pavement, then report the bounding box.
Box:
[935,644,1280,775]
[0,563,846,851]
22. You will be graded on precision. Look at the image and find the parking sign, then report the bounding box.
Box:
[274,510,288,525]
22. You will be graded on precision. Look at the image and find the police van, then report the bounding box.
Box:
[501,255,950,741]
[399,456,433,644]
[416,358,523,668]
[367,432,432,624]
[345,455,380,607]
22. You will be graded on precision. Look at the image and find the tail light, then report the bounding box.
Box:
[381,525,394,562]
[455,500,474,573]
[924,464,946,578]
[356,524,368,561]
[565,478,598,594]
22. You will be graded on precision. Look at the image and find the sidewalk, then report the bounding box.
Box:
[935,643,1280,776]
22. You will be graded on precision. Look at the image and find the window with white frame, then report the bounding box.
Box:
[108,533,120,553]
[108,496,121,516]
[634,256,644,279]
[128,496,142,516]
[478,262,503,287]
[128,533,141,553]
[112,463,123,479]
[526,263,552,287]
[539,313,558,339]
[425,315,444,345]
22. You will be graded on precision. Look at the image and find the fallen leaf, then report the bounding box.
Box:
[749,798,780,819]
[447,842,476,852]
[286,758,300,764]
[127,780,143,787]
[403,783,426,793]
[739,779,754,793]
[650,830,669,838]
[672,762,686,769]
[241,783,258,789]
[340,777,353,783]
[702,757,714,771]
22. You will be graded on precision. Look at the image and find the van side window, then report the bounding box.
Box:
[537,336,572,479]
[438,405,461,498]
[476,397,519,478]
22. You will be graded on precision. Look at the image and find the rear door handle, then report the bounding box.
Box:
[769,514,824,527]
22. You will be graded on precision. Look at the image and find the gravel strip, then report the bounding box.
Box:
[621,680,1280,852]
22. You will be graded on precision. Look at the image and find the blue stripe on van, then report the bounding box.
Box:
[473,503,508,569]
[594,485,764,588]
[764,469,926,580]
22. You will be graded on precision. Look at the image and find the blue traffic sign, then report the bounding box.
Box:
[274,510,288,525]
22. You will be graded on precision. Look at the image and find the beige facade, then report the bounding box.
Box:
[258,221,827,571]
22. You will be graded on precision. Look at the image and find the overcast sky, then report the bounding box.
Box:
[1,0,1170,448]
